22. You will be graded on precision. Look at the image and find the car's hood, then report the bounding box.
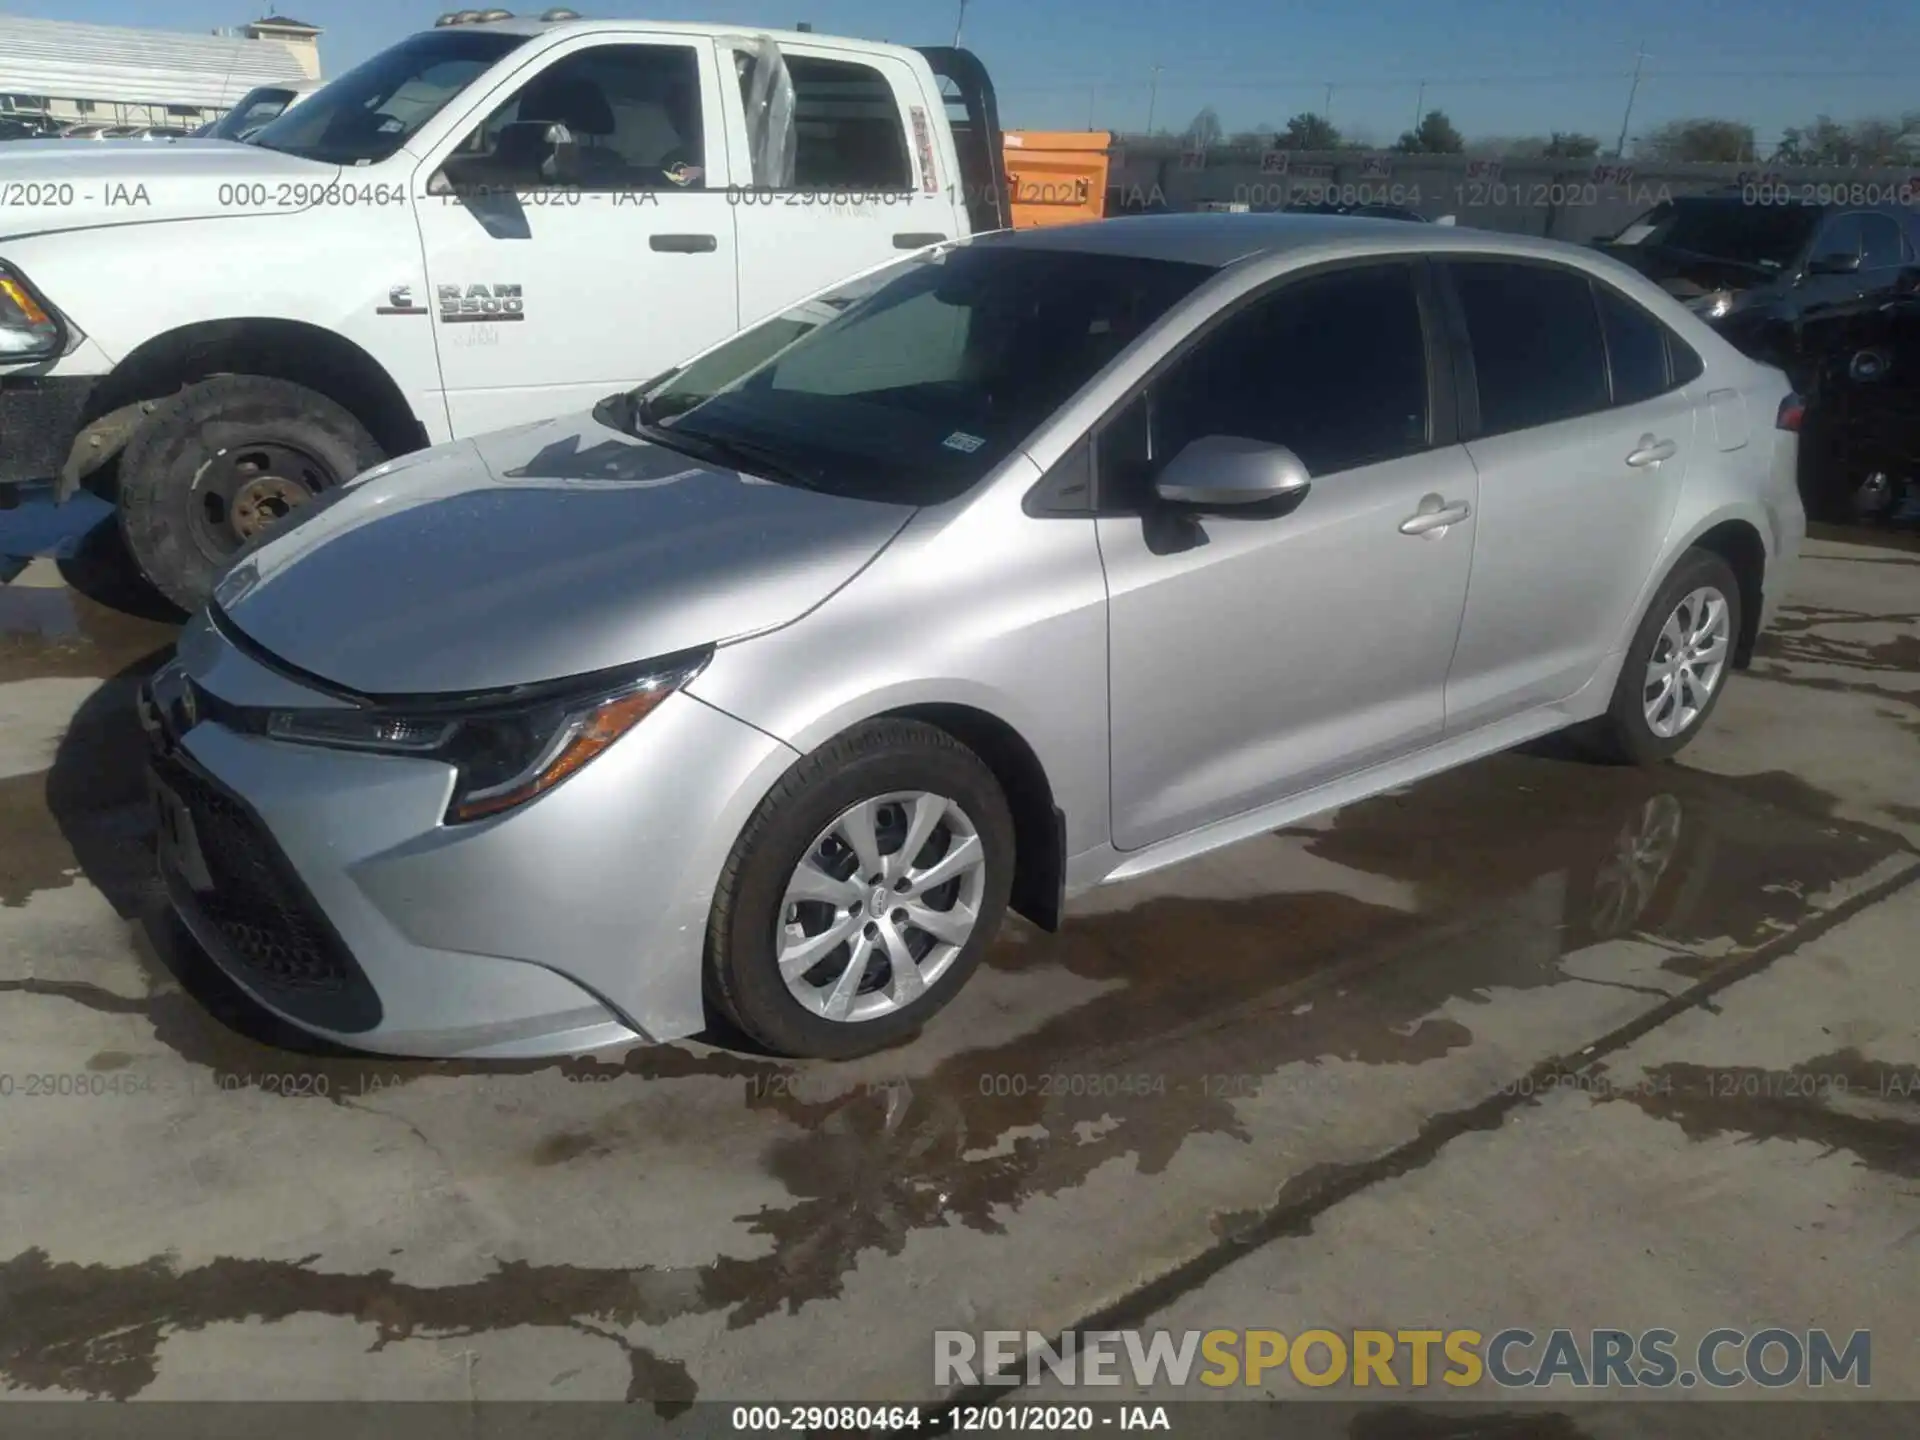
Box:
[211,409,917,696]
[0,140,341,237]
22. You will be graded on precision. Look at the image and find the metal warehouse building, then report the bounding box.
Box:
[0,13,322,130]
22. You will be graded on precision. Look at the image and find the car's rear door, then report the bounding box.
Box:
[1097,259,1479,851]
[721,40,966,329]
[1438,258,1697,732]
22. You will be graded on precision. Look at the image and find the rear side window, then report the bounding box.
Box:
[1450,260,1609,435]
[1595,283,1674,406]
[785,56,912,190]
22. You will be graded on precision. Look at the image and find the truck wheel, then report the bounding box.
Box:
[118,375,384,612]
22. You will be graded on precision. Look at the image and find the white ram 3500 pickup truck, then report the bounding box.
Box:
[0,14,1008,607]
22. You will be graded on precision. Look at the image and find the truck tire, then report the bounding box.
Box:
[117,375,384,612]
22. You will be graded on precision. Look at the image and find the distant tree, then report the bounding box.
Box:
[1393,109,1464,154]
[1777,111,1920,166]
[1278,111,1341,150]
[1544,130,1600,158]
[1634,117,1755,163]
[1183,106,1224,148]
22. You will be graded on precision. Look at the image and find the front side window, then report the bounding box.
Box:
[1450,260,1609,436]
[1812,213,1866,265]
[1098,263,1430,507]
[251,28,528,164]
[628,241,1211,504]
[1857,214,1905,270]
[452,44,707,191]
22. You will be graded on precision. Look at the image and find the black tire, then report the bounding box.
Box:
[117,375,384,612]
[1583,548,1744,766]
[705,719,1016,1060]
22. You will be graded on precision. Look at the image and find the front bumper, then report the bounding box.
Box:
[0,374,94,488]
[145,614,801,1058]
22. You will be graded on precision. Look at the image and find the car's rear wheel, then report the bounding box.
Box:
[1584,548,1743,765]
[118,375,384,612]
[706,719,1015,1059]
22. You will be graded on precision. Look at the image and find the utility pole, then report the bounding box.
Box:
[1145,63,1163,135]
[1412,79,1425,135]
[951,0,967,48]
[1087,84,1097,129]
[1613,42,1647,159]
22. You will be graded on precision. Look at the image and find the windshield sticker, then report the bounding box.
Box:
[942,431,986,453]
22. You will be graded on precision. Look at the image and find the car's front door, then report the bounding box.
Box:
[413,35,740,435]
[1439,259,1695,731]
[1097,260,1478,852]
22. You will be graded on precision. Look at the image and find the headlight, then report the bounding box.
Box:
[264,649,711,823]
[0,263,68,361]
[1686,288,1743,321]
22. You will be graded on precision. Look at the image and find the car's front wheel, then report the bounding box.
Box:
[705,719,1015,1059]
[1585,548,1743,765]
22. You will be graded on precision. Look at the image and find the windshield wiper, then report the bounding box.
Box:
[635,420,822,489]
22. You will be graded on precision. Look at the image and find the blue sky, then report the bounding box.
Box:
[19,0,1920,145]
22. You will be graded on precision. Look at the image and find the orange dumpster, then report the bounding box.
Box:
[1003,131,1110,228]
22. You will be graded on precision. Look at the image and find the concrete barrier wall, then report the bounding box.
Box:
[1106,144,1920,245]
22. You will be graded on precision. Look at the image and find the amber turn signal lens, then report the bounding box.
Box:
[448,685,674,822]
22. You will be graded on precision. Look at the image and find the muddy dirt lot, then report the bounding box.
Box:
[1,503,1915,1420]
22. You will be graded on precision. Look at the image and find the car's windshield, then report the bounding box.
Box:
[1616,198,1819,270]
[250,29,527,164]
[631,241,1213,504]
[204,87,298,142]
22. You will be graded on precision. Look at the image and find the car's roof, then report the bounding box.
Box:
[985,212,1604,271]
[455,15,911,53]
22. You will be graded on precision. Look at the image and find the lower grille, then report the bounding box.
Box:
[151,749,381,1031]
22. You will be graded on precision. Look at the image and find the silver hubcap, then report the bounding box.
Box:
[776,791,987,1023]
[1643,587,1730,739]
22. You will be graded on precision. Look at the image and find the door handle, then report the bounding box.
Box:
[1399,495,1472,535]
[894,232,949,249]
[650,233,718,253]
[1626,434,1678,466]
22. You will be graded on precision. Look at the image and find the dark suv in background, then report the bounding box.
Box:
[1596,192,1920,522]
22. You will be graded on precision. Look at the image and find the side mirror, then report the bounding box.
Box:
[1806,250,1862,277]
[1152,435,1312,509]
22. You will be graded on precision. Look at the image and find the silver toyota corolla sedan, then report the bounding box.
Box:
[140,214,1806,1061]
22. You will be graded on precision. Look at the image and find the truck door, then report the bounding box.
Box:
[410,34,741,435]
[721,39,966,329]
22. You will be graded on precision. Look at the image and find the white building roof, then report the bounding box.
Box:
[0,15,312,110]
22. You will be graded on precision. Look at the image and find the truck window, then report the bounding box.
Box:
[455,44,708,190]
[779,55,912,190]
